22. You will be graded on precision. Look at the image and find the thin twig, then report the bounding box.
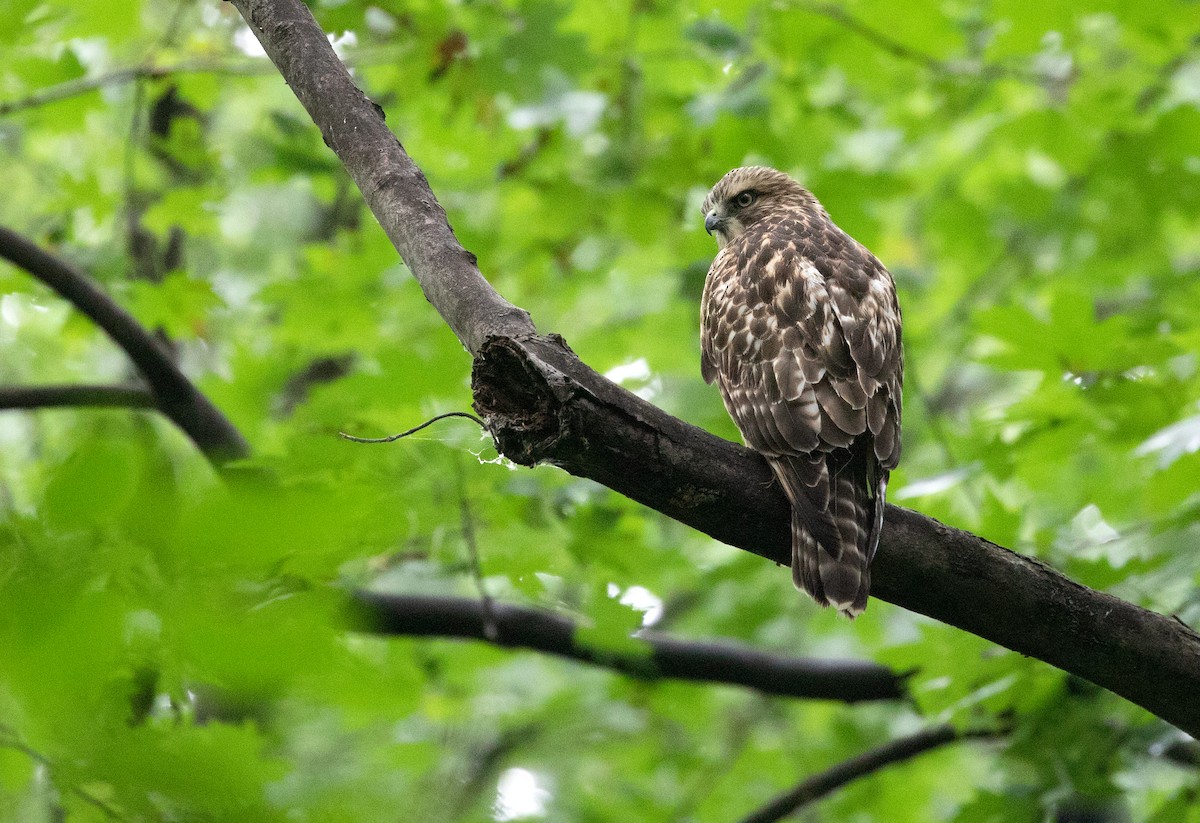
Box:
[792,1,1035,82]
[0,48,414,118]
[122,0,196,268]
[738,725,1002,823]
[449,723,540,820]
[673,699,767,818]
[123,74,148,265]
[0,726,127,821]
[1136,34,1200,113]
[454,456,499,640]
[338,411,487,443]
[158,0,196,51]
[497,128,553,179]
[0,61,263,117]
[798,2,944,71]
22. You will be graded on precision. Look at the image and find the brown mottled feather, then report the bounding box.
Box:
[700,166,902,617]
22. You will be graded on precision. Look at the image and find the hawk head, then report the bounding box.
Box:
[701,166,821,249]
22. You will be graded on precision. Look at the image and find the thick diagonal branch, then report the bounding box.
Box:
[227,0,534,354]
[352,592,906,703]
[228,0,1200,736]
[0,227,249,463]
[471,335,1200,735]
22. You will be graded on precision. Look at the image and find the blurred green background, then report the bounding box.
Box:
[1,0,1199,820]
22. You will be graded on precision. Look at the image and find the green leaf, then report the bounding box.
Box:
[43,435,142,530]
[126,273,220,338]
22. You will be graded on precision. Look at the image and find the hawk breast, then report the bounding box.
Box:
[700,215,902,472]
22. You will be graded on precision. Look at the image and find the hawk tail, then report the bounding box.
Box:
[773,451,876,618]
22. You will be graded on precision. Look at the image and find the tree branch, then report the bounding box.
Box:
[350,592,906,702]
[227,0,534,354]
[229,0,1200,735]
[0,227,249,464]
[0,60,274,117]
[0,724,128,821]
[791,1,1035,82]
[470,336,1200,735]
[737,725,995,823]
[0,51,414,117]
[796,2,946,72]
[0,384,155,410]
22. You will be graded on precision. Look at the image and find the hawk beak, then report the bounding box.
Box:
[704,212,723,235]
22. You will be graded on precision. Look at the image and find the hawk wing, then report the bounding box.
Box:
[701,218,902,614]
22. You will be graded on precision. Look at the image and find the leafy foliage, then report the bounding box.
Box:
[1,0,1199,820]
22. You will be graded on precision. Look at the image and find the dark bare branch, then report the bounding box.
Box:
[227,0,535,354]
[351,592,907,702]
[0,384,155,410]
[738,725,996,823]
[0,227,249,463]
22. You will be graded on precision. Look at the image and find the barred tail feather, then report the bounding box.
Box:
[789,506,869,618]
[790,514,825,605]
[827,465,870,616]
[773,451,877,618]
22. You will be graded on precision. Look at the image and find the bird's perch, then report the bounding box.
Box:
[352,592,906,702]
[230,0,1200,734]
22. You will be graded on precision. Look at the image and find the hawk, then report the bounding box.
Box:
[700,167,902,617]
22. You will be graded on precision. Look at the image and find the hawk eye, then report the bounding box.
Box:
[734,191,756,208]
